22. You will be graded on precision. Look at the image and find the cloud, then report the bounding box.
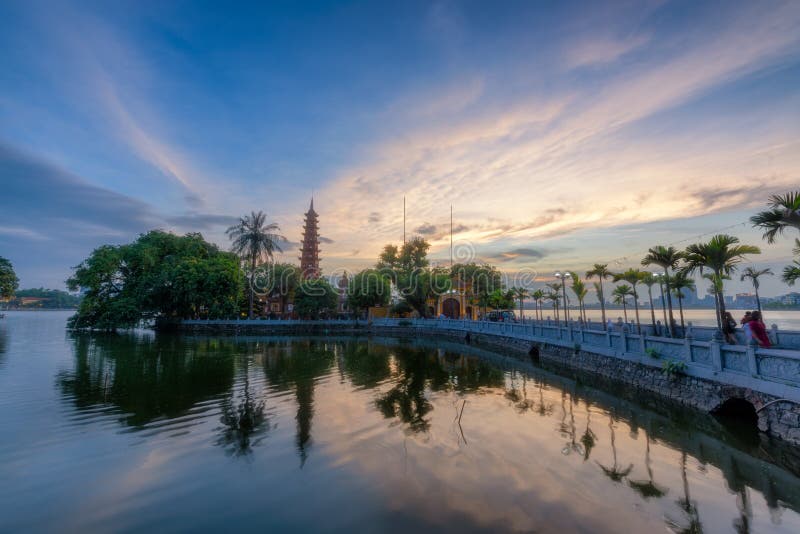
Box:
[165,213,240,230]
[415,223,438,235]
[485,248,548,263]
[565,33,650,69]
[319,236,334,244]
[368,212,382,223]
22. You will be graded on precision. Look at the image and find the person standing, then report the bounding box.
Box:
[748,311,771,348]
[722,311,738,344]
[741,311,753,344]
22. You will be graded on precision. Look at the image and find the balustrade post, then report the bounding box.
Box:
[620,327,628,354]
[710,339,723,372]
[746,342,759,376]
[683,334,693,363]
[770,324,779,347]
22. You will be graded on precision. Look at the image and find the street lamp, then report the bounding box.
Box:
[554,271,572,325]
[653,272,669,336]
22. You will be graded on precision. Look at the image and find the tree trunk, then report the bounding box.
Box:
[647,287,656,331]
[632,288,641,335]
[599,280,607,330]
[677,296,685,333]
[248,256,256,319]
[755,287,762,316]
[664,267,676,337]
[622,302,628,323]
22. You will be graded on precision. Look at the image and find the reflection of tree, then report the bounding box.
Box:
[58,334,236,426]
[340,341,391,389]
[728,460,753,534]
[665,451,704,533]
[262,340,335,466]
[217,358,268,457]
[0,324,7,366]
[374,346,504,434]
[536,382,554,417]
[581,407,597,462]
[596,414,634,482]
[561,394,584,456]
[629,433,668,499]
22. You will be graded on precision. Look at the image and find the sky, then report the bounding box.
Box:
[1,0,799,298]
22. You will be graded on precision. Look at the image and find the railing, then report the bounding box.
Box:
[178,316,800,399]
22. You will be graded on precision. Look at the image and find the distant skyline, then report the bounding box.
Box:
[2,1,799,297]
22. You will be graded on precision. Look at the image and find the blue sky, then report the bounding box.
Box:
[2,0,799,297]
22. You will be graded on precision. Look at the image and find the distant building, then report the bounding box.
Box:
[779,292,800,306]
[299,198,320,279]
[734,293,758,309]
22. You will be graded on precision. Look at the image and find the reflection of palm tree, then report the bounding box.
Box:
[536,381,553,417]
[217,358,268,457]
[561,394,583,456]
[665,451,704,533]
[628,433,667,499]
[514,375,535,414]
[596,414,633,482]
[581,407,597,462]
[263,340,335,466]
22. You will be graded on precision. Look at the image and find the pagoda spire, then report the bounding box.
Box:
[299,197,320,279]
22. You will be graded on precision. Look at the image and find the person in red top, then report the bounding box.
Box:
[748,311,771,348]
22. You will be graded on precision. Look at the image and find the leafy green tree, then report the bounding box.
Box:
[586,264,612,329]
[784,240,800,286]
[546,291,560,322]
[68,231,242,330]
[257,262,299,316]
[642,246,684,337]
[293,278,338,319]
[740,267,773,315]
[682,234,760,332]
[347,269,391,315]
[569,274,588,324]
[531,289,545,320]
[451,262,503,315]
[612,284,633,323]
[226,211,285,318]
[375,237,451,318]
[0,257,19,301]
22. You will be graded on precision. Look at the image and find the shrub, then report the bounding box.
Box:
[645,347,660,359]
[662,359,687,381]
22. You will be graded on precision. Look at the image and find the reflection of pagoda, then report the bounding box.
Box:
[299,198,320,279]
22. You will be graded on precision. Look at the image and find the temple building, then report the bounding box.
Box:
[299,198,321,279]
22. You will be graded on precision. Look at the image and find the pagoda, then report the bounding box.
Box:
[299,198,321,279]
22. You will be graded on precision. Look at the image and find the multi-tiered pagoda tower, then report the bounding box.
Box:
[299,198,320,279]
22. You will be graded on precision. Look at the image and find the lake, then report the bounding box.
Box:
[1,311,800,533]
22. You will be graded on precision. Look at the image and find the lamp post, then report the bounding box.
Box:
[653,273,669,337]
[554,271,572,325]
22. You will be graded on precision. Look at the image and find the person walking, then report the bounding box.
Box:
[748,311,771,348]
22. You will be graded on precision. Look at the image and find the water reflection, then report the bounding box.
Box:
[49,333,800,532]
[262,339,335,466]
[58,334,236,426]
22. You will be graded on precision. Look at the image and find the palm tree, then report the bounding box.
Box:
[546,291,560,324]
[531,289,545,321]
[740,267,773,316]
[513,287,530,323]
[586,264,613,329]
[640,273,658,333]
[227,211,286,318]
[785,252,800,286]
[750,191,800,243]
[614,269,643,334]
[670,272,696,333]
[642,246,684,337]
[570,274,588,324]
[612,284,633,323]
[683,234,760,332]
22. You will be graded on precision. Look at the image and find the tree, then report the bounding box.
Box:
[546,292,560,321]
[260,263,299,316]
[740,267,773,315]
[670,272,695,332]
[785,240,800,286]
[642,246,684,337]
[750,191,800,244]
[683,234,760,332]
[0,257,20,302]
[293,278,338,319]
[586,264,613,330]
[546,282,562,325]
[613,269,644,334]
[451,262,503,315]
[531,289,545,321]
[376,237,451,318]
[68,231,242,330]
[347,270,391,315]
[612,285,633,323]
[226,211,286,319]
[569,275,588,324]
[640,273,658,332]
[512,287,530,323]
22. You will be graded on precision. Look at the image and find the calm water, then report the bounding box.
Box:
[2,311,800,533]
[523,308,800,329]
